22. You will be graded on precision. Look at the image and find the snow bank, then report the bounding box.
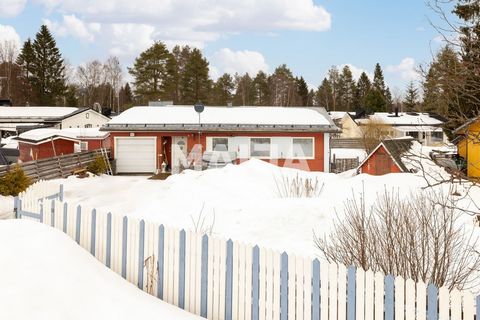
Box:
[0,195,13,219]
[50,159,480,257]
[0,219,202,320]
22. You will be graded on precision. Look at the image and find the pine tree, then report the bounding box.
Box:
[252,71,270,106]
[403,81,419,112]
[373,63,387,94]
[355,72,371,112]
[338,65,356,111]
[211,73,234,105]
[296,76,309,106]
[181,48,211,104]
[128,41,174,103]
[316,78,333,110]
[364,89,386,113]
[65,85,78,107]
[384,87,393,112]
[233,73,255,106]
[119,82,134,110]
[269,64,297,106]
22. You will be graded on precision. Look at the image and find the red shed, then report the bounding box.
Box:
[357,137,415,175]
[16,129,80,162]
[62,128,110,152]
[102,106,340,174]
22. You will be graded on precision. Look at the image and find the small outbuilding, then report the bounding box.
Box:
[357,137,418,175]
[454,115,480,178]
[16,129,80,162]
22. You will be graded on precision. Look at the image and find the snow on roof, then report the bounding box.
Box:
[0,107,81,120]
[62,127,109,139]
[328,111,349,120]
[17,128,79,142]
[356,112,444,126]
[331,148,367,161]
[395,125,443,132]
[0,136,18,149]
[108,106,333,127]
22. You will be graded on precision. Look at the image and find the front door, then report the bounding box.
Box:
[172,136,188,173]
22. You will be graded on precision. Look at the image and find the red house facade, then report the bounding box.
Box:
[103,106,340,174]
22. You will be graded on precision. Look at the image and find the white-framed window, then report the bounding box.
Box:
[431,131,443,142]
[80,141,88,151]
[84,124,92,128]
[292,138,314,159]
[212,137,229,151]
[250,138,271,158]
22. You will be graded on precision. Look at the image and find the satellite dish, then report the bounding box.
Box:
[194,102,204,114]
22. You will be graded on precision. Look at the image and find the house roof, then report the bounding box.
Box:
[62,128,109,139]
[355,112,444,126]
[358,137,416,173]
[0,107,84,122]
[16,128,80,144]
[104,106,340,133]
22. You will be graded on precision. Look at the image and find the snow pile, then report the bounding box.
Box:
[0,219,202,320]
[50,158,480,256]
[0,195,13,219]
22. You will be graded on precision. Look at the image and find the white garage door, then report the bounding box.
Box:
[115,137,156,173]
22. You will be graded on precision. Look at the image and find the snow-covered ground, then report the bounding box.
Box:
[0,219,203,320]
[48,159,480,257]
[0,195,13,219]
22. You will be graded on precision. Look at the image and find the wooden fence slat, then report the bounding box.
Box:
[355,268,365,320]
[394,276,405,320]
[288,254,297,320]
[405,279,415,320]
[450,289,461,320]
[337,264,347,320]
[462,291,475,320]
[364,270,374,320]
[427,284,438,320]
[321,261,330,320]
[157,225,165,300]
[374,272,384,320]
[225,239,234,320]
[252,245,260,320]
[200,234,208,317]
[416,281,427,320]
[311,259,320,320]
[328,263,337,320]
[438,287,449,320]
[385,275,394,320]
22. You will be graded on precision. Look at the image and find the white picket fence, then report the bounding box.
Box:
[16,183,479,320]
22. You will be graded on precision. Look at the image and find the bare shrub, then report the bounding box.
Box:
[275,173,324,198]
[190,203,216,236]
[360,119,393,154]
[315,187,480,290]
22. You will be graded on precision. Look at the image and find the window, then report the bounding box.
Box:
[212,137,229,151]
[406,131,419,139]
[80,141,88,151]
[292,138,314,158]
[431,131,443,141]
[85,112,90,119]
[250,138,271,157]
[84,124,92,128]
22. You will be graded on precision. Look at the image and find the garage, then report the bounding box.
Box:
[114,137,156,173]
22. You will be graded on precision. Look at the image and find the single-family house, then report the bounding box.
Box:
[335,111,448,146]
[102,106,340,174]
[0,107,110,138]
[454,116,480,178]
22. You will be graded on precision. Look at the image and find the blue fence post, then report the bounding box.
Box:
[50,199,55,227]
[39,202,44,223]
[178,229,186,309]
[200,234,209,317]
[59,184,64,202]
[75,205,81,244]
[427,283,438,320]
[385,275,395,320]
[121,216,128,279]
[106,213,112,268]
[138,220,145,290]
[252,245,260,320]
[312,258,320,320]
[476,295,480,320]
[225,239,234,320]
[347,266,356,320]
[90,209,97,256]
[62,202,68,233]
[13,197,19,219]
[157,224,165,299]
[280,252,289,320]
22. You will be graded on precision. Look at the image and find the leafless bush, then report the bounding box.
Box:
[315,187,480,290]
[190,203,216,236]
[275,173,324,198]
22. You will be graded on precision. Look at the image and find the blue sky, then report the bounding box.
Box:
[0,0,455,93]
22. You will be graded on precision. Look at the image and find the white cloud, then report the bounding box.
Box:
[44,15,101,42]
[35,0,330,56]
[109,24,155,57]
[0,0,26,17]
[0,24,21,49]
[386,57,420,81]
[338,64,373,81]
[210,48,268,79]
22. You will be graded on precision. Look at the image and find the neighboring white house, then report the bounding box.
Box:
[335,112,448,146]
[0,107,110,137]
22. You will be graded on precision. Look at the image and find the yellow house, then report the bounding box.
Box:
[455,116,480,178]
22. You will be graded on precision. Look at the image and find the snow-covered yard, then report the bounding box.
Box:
[41,159,479,257]
[0,219,203,320]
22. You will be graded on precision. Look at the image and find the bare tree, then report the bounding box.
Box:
[315,187,480,290]
[359,119,393,154]
[104,56,123,112]
[76,60,104,108]
[0,40,18,99]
